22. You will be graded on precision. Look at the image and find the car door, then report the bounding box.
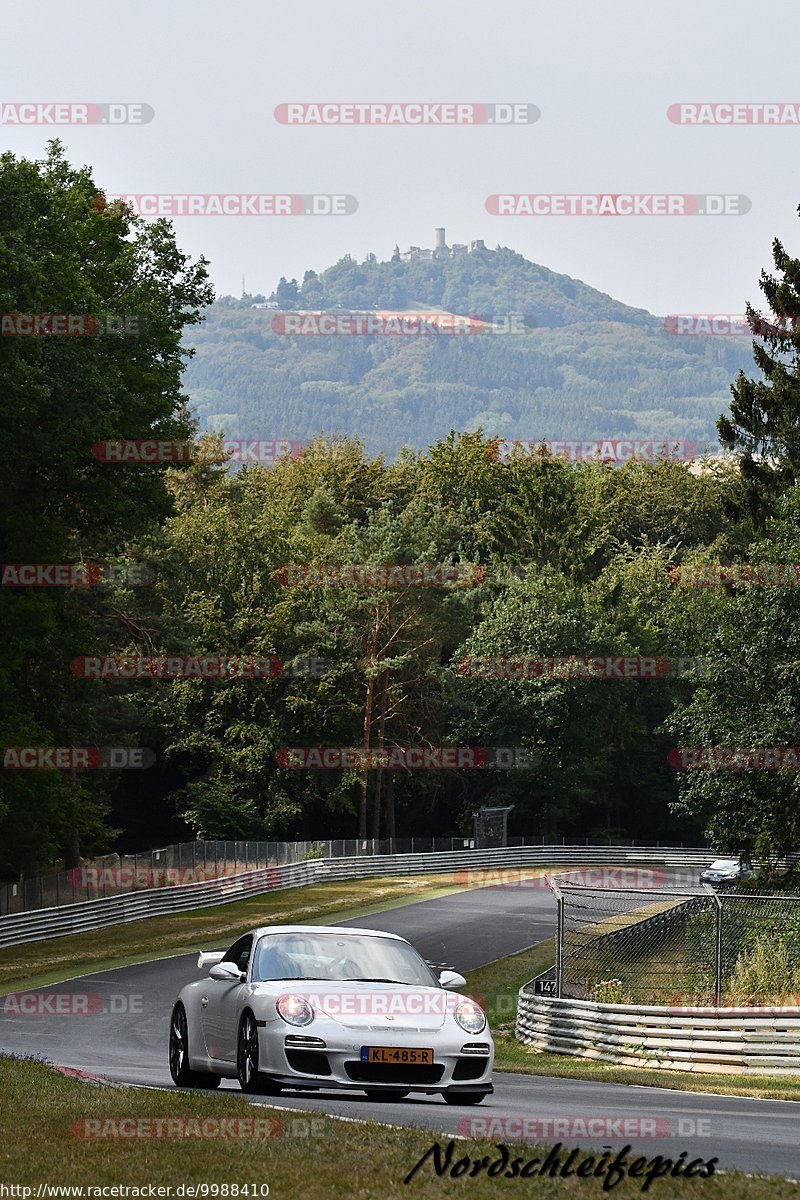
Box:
[200,934,253,1063]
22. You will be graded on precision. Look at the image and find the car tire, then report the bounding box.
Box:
[443,1091,486,1105]
[364,1089,410,1100]
[169,1003,221,1089]
[237,1011,282,1095]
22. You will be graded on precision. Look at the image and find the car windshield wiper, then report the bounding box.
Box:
[352,977,418,985]
[257,975,333,982]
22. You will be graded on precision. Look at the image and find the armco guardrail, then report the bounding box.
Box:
[0,845,716,949]
[0,835,708,916]
[515,991,800,1074]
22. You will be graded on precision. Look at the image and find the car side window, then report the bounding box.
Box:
[222,934,253,976]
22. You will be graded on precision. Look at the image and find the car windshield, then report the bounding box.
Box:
[251,932,440,985]
[708,859,739,871]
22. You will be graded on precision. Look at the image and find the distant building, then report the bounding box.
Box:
[398,228,491,262]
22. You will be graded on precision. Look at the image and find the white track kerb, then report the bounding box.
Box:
[0,844,714,948]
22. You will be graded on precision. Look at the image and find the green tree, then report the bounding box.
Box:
[0,142,212,873]
[666,489,800,862]
[719,206,800,524]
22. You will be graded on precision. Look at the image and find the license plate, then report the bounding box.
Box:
[361,1046,434,1065]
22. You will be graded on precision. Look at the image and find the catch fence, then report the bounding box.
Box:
[0,835,699,916]
[553,879,800,1006]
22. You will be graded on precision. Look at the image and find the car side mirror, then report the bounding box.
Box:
[439,970,467,990]
[208,961,245,982]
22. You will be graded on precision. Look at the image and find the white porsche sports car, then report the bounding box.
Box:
[169,924,493,1103]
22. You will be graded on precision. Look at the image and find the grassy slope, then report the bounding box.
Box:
[0,1057,794,1198]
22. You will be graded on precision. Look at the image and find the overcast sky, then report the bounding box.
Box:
[4,0,800,316]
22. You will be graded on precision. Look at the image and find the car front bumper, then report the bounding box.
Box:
[257,1023,494,1094]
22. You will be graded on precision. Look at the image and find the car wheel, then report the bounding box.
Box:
[364,1089,410,1100]
[443,1091,486,1105]
[237,1011,282,1095]
[169,1003,221,1089]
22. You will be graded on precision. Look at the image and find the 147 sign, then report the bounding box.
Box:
[534,979,557,996]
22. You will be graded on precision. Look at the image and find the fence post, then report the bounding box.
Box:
[547,875,565,998]
[703,884,723,1004]
[714,893,724,1004]
[556,892,565,998]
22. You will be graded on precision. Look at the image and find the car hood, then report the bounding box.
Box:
[252,981,465,1031]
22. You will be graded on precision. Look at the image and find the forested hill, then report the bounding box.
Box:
[183,245,753,456]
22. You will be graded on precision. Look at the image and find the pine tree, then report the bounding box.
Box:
[719,207,800,524]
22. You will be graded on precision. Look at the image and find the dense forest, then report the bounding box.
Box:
[3,145,800,880]
[183,247,753,456]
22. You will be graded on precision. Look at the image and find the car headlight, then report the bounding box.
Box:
[277,994,315,1027]
[454,998,486,1035]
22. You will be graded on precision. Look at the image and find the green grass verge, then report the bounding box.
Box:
[463,943,800,1102]
[0,874,467,993]
[0,1056,794,1197]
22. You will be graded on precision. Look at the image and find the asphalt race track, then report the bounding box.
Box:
[1,870,796,1179]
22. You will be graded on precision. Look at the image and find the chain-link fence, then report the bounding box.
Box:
[0,834,703,916]
[554,881,800,1006]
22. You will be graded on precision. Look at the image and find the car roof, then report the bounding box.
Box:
[248,924,407,941]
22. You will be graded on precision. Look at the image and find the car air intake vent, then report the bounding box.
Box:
[345,1062,444,1084]
[285,1050,331,1075]
[453,1057,489,1081]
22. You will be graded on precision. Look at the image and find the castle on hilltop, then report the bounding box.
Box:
[392,228,487,263]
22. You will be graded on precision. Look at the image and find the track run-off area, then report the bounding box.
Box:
[0,870,797,1179]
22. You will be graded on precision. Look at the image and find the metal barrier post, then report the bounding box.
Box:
[546,875,565,998]
[702,884,723,1003]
